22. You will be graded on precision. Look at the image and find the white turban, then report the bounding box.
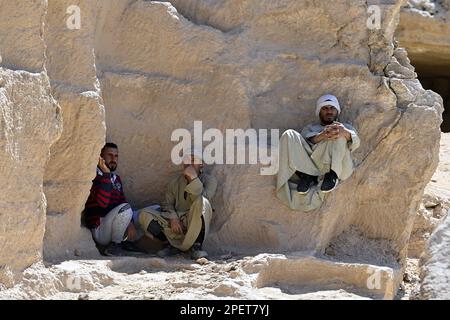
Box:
[316,94,341,117]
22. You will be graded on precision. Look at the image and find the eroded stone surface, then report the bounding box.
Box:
[0,0,446,299]
[0,69,61,286]
[419,213,450,299]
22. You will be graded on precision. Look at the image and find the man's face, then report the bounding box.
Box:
[183,155,203,173]
[101,147,119,172]
[319,105,338,125]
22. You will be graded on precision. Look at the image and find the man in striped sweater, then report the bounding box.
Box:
[84,143,137,255]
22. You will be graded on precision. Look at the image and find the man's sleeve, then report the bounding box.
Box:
[345,124,360,152]
[301,125,318,141]
[184,174,218,200]
[161,180,179,219]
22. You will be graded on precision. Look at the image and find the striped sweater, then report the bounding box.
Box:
[84,168,127,229]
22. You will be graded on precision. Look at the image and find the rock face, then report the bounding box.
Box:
[42,0,105,262]
[0,1,62,286]
[0,254,403,300]
[396,0,450,70]
[396,1,450,131]
[0,0,445,298]
[86,0,443,269]
[419,213,450,299]
[409,192,450,258]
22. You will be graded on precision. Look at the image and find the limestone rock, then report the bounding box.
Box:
[0,68,61,286]
[0,0,47,72]
[396,1,450,72]
[43,89,105,261]
[0,0,445,299]
[419,214,450,299]
[42,0,106,261]
[92,1,442,273]
[408,192,450,258]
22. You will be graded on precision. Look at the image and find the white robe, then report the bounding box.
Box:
[276,123,360,211]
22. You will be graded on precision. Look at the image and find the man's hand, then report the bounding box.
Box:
[183,165,198,182]
[311,125,338,143]
[98,157,110,173]
[126,222,137,241]
[311,122,351,143]
[323,124,340,140]
[170,218,184,234]
[332,122,351,141]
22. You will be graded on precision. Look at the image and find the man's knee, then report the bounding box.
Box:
[317,137,347,148]
[334,137,347,144]
[282,129,298,136]
[331,137,349,151]
[110,203,132,219]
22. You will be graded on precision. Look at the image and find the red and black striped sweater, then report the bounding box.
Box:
[84,168,127,229]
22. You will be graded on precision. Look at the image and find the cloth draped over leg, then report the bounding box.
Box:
[276,128,358,211]
[136,173,217,251]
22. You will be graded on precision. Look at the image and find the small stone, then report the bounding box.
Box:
[196,258,209,265]
[224,265,237,272]
[78,293,89,300]
[220,253,232,260]
[74,249,81,257]
[403,273,411,283]
[325,247,335,256]
[139,270,147,275]
[424,201,439,209]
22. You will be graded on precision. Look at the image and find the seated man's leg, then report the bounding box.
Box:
[110,204,133,243]
[295,171,319,194]
[147,220,168,242]
[190,216,208,260]
[156,221,181,256]
[135,207,181,257]
[329,137,353,179]
[279,130,320,194]
[92,203,132,256]
[311,137,352,192]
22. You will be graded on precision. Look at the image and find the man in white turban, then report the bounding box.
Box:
[276,94,360,211]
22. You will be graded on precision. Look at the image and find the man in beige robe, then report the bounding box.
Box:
[276,94,360,211]
[136,150,217,259]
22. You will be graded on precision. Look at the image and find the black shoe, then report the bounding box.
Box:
[104,242,126,256]
[95,242,109,256]
[157,245,181,258]
[321,170,338,193]
[121,241,147,253]
[190,243,208,260]
[296,171,318,194]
